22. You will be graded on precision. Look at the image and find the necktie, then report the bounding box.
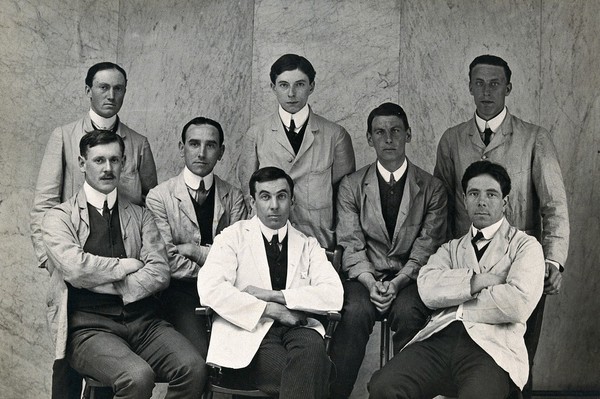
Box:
[483,126,493,146]
[288,118,296,134]
[102,200,111,225]
[270,234,281,259]
[472,230,488,260]
[195,180,209,206]
[388,173,396,186]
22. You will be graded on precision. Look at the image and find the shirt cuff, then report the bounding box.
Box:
[546,259,563,272]
[456,304,464,320]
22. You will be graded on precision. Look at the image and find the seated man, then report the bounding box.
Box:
[42,131,205,398]
[198,166,343,399]
[146,116,247,355]
[369,161,545,399]
[329,103,447,399]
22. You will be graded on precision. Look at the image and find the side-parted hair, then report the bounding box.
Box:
[469,54,512,84]
[367,102,410,133]
[249,167,295,198]
[461,160,511,197]
[85,62,128,87]
[270,54,316,84]
[181,116,225,145]
[80,130,125,158]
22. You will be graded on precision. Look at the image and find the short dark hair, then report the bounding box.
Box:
[469,55,512,84]
[367,102,410,133]
[181,117,224,145]
[80,130,125,158]
[270,54,316,84]
[249,167,295,198]
[85,62,127,87]
[461,161,511,197]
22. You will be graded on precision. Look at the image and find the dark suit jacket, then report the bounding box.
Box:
[336,160,447,280]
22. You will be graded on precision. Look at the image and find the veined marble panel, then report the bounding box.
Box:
[398,0,541,173]
[117,0,255,184]
[0,0,119,396]
[534,0,600,389]
[252,0,401,169]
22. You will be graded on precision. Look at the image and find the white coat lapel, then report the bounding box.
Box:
[285,223,304,288]
[478,219,511,272]
[248,217,273,289]
[459,234,482,274]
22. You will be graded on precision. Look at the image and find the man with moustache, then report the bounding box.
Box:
[198,167,343,399]
[433,55,569,390]
[30,61,157,398]
[369,161,545,398]
[146,116,247,355]
[42,131,205,398]
[237,54,355,249]
[329,103,447,399]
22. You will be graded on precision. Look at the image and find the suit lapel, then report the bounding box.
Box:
[213,176,226,236]
[247,217,273,288]
[270,114,296,158]
[468,117,486,150]
[285,223,303,288]
[485,112,513,153]
[174,172,199,229]
[364,164,390,243]
[390,163,420,246]
[118,199,132,254]
[294,110,316,162]
[75,189,90,242]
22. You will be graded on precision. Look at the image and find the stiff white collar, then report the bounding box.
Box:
[183,166,214,191]
[89,109,118,131]
[83,182,117,213]
[475,106,507,133]
[471,217,505,240]
[376,159,407,184]
[258,219,288,243]
[278,104,309,130]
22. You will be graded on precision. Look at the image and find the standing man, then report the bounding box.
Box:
[198,167,343,399]
[329,103,447,399]
[42,131,205,398]
[237,54,355,249]
[30,61,158,398]
[434,55,569,387]
[146,116,247,355]
[369,161,545,398]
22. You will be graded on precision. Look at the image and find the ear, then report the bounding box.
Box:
[218,144,225,161]
[78,155,86,173]
[309,81,315,94]
[502,195,509,209]
[505,82,512,96]
[468,80,474,96]
[121,154,126,167]
[366,131,374,148]
[85,85,92,99]
[406,128,412,143]
[179,141,185,157]
[270,82,276,93]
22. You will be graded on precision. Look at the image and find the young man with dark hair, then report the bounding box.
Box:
[146,116,246,355]
[369,160,545,399]
[198,166,343,399]
[237,53,355,249]
[30,61,158,399]
[42,131,205,399]
[329,103,447,399]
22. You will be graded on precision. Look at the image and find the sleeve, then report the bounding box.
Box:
[532,129,570,267]
[461,237,545,324]
[336,175,376,279]
[113,208,170,304]
[42,206,127,288]
[281,238,344,312]
[433,130,457,239]
[229,186,249,223]
[400,178,448,280]
[417,242,475,309]
[145,188,200,279]
[331,126,356,185]
[236,126,259,208]
[197,231,267,332]
[138,138,158,198]
[31,127,65,268]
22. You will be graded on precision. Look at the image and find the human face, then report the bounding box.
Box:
[469,64,512,120]
[463,174,507,229]
[179,124,224,177]
[78,142,124,194]
[271,69,314,114]
[86,69,127,118]
[251,178,293,230]
[367,115,411,172]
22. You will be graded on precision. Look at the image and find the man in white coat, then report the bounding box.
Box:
[369,161,545,399]
[198,166,343,399]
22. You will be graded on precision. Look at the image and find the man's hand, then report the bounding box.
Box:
[264,303,307,327]
[544,262,563,295]
[470,272,505,295]
[120,258,144,274]
[243,285,286,304]
[370,281,397,314]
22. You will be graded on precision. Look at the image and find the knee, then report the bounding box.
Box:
[173,350,207,385]
[341,293,377,327]
[389,288,430,331]
[115,363,155,397]
[368,369,403,399]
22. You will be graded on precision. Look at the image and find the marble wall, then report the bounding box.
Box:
[1,0,598,397]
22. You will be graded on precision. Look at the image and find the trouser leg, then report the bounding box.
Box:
[387,282,432,354]
[51,359,84,399]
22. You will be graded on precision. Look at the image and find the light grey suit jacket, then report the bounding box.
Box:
[197,216,343,369]
[434,110,569,265]
[42,188,169,359]
[415,219,545,388]
[237,108,355,248]
[336,161,447,280]
[146,171,247,279]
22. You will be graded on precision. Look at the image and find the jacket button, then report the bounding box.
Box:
[481,155,487,160]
